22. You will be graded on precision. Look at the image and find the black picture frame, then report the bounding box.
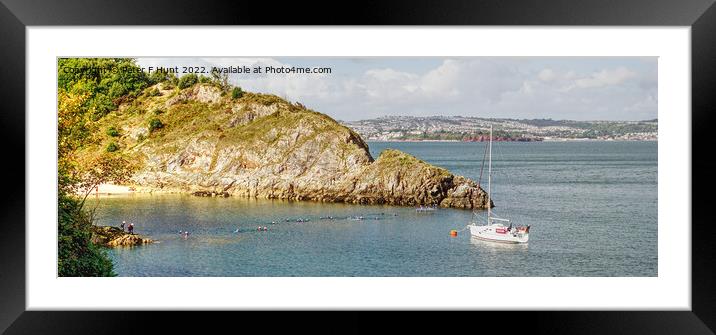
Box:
[1,0,714,333]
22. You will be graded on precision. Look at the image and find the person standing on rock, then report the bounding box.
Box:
[128,223,134,235]
[120,221,126,231]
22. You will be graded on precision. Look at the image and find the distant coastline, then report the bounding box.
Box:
[366,138,657,143]
[343,116,657,142]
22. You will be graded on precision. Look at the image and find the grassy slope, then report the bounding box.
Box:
[76,84,370,168]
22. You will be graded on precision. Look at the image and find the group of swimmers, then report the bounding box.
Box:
[416,205,438,212]
[285,218,310,223]
[319,213,396,221]
[170,212,405,238]
[232,226,268,233]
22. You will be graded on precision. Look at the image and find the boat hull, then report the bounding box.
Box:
[469,224,529,244]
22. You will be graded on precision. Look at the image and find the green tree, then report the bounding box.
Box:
[148,118,164,132]
[106,142,119,152]
[106,126,120,137]
[148,69,175,85]
[178,73,198,89]
[210,69,230,91]
[57,80,138,277]
[58,58,150,120]
[58,195,115,277]
[231,86,244,99]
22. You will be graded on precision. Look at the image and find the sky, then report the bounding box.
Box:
[136,57,657,122]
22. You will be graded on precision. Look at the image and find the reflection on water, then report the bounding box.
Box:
[96,141,656,277]
[469,236,530,253]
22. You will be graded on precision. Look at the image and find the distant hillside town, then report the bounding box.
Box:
[341,116,657,141]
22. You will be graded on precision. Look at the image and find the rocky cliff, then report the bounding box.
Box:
[79,83,493,209]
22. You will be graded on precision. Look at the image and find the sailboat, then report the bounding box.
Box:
[469,125,530,244]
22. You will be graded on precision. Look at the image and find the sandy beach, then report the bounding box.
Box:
[89,184,183,195]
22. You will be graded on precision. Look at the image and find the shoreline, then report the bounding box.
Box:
[86,184,185,195]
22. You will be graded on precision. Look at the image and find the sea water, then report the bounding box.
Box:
[95,141,657,276]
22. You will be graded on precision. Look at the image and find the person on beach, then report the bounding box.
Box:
[128,223,134,235]
[120,221,125,231]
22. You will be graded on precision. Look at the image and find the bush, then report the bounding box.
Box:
[58,194,116,277]
[148,118,164,132]
[178,74,198,89]
[231,87,244,100]
[148,70,175,85]
[147,87,160,97]
[199,75,211,83]
[153,108,164,115]
[58,58,150,120]
[106,142,119,152]
[106,126,120,137]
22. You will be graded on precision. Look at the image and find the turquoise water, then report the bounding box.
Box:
[95,141,657,276]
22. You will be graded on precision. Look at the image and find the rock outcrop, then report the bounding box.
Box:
[91,226,154,247]
[81,83,493,209]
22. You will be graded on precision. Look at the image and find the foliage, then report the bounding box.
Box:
[58,58,150,120]
[124,104,142,115]
[57,91,92,172]
[231,86,244,100]
[106,142,119,152]
[70,155,137,211]
[58,194,115,277]
[242,92,286,106]
[370,149,451,179]
[199,75,212,83]
[178,73,198,89]
[106,126,120,137]
[146,87,161,97]
[149,118,164,132]
[147,69,175,85]
[57,83,139,277]
[210,69,231,91]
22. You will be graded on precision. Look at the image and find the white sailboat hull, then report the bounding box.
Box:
[469,224,529,244]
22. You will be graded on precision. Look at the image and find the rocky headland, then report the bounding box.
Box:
[90,226,154,247]
[79,83,493,209]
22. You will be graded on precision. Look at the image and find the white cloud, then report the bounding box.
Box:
[574,67,637,88]
[538,69,556,82]
[136,57,657,121]
[624,94,658,117]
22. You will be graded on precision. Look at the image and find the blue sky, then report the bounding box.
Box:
[137,57,657,121]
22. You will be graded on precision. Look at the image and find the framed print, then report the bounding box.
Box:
[1,0,715,333]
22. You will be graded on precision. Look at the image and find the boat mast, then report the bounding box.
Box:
[487,124,492,224]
